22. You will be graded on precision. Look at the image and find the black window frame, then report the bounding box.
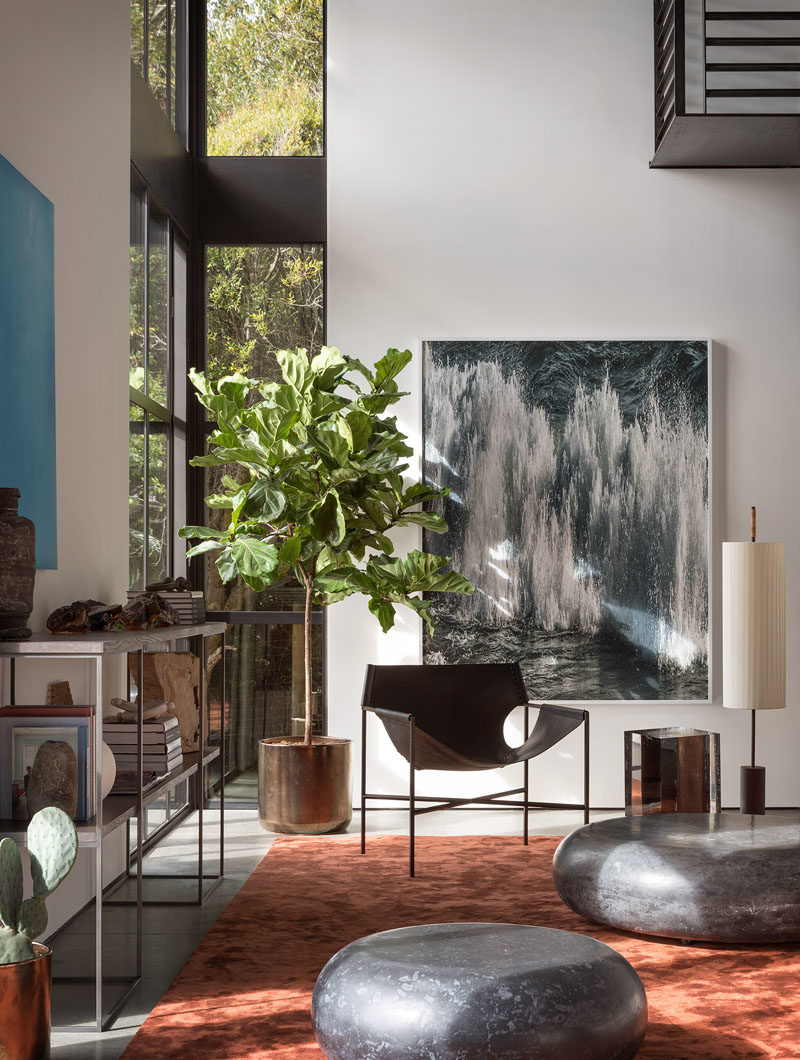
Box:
[131,1,328,800]
[129,171,189,591]
[134,0,190,146]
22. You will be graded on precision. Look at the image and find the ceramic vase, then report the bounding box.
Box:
[0,488,35,640]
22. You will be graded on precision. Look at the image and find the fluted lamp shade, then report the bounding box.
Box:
[722,540,785,815]
[722,542,786,712]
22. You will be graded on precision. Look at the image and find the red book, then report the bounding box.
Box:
[0,706,93,716]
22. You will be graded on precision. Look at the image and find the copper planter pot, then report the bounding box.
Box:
[258,737,353,835]
[0,943,52,1060]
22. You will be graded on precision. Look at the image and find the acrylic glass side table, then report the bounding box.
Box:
[625,727,721,815]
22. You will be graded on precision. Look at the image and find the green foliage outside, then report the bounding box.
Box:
[206,246,323,381]
[207,0,323,156]
[129,207,170,590]
[180,348,475,743]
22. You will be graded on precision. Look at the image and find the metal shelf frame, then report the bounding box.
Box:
[0,620,226,1032]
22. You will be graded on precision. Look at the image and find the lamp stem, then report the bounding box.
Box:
[751,709,756,769]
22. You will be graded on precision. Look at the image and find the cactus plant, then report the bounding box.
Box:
[0,807,78,964]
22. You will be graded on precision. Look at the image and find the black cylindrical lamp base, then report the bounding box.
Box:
[740,765,766,815]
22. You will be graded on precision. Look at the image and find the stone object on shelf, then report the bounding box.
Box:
[312,922,647,1060]
[0,488,35,642]
[127,588,205,625]
[46,592,180,635]
[128,652,200,752]
[26,740,78,819]
[110,592,179,630]
[46,600,121,634]
[624,727,720,815]
[47,681,73,706]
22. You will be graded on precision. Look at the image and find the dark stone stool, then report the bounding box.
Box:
[312,922,647,1060]
[553,812,800,943]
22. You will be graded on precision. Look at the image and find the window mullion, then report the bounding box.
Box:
[143,191,150,398]
[142,414,150,588]
[143,0,149,83]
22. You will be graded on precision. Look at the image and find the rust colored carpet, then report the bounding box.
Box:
[121,834,800,1059]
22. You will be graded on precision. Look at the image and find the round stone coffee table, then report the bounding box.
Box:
[553,812,800,943]
[312,922,647,1060]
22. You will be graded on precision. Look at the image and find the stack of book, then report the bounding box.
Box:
[0,705,94,821]
[104,716,183,776]
[126,589,205,624]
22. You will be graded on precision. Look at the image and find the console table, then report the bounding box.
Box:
[0,621,227,1032]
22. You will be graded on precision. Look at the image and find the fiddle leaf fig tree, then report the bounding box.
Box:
[180,346,474,745]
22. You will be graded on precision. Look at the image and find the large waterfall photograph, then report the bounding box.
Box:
[422,339,710,701]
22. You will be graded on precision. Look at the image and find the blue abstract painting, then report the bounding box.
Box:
[0,153,56,569]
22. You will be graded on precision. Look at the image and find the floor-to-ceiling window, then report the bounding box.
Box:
[131,0,326,805]
[205,0,323,157]
[203,242,324,798]
[131,0,189,145]
[129,178,188,592]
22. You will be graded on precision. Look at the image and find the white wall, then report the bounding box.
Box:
[0,0,131,931]
[327,0,800,809]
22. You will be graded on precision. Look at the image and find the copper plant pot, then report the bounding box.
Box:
[0,943,52,1060]
[258,737,353,835]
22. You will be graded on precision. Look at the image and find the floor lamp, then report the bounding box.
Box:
[722,509,785,816]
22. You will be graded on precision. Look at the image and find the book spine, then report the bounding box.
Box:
[0,706,93,716]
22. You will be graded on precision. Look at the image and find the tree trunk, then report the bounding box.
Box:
[304,575,314,746]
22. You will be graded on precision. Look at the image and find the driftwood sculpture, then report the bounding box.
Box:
[127,652,200,752]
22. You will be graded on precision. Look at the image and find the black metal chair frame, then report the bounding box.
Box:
[360,665,590,877]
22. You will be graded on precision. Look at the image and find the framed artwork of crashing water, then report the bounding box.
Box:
[422,339,710,702]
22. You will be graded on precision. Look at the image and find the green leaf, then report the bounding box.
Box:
[230,487,249,527]
[310,346,349,388]
[204,493,237,510]
[277,347,310,392]
[374,348,412,391]
[344,356,375,387]
[424,570,475,594]
[368,597,396,632]
[230,537,280,578]
[216,373,252,404]
[179,525,223,541]
[311,424,351,468]
[373,532,394,554]
[216,546,238,583]
[356,391,408,416]
[311,491,346,546]
[346,410,373,452]
[402,482,448,505]
[279,537,302,565]
[362,497,387,528]
[189,367,213,397]
[245,479,286,522]
[397,511,448,533]
[190,452,231,468]
[334,417,354,452]
[185,539,224,559]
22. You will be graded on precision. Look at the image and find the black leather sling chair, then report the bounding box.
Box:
[360,662,589,876]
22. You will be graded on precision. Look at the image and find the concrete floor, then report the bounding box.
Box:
[49,805,615,1059]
